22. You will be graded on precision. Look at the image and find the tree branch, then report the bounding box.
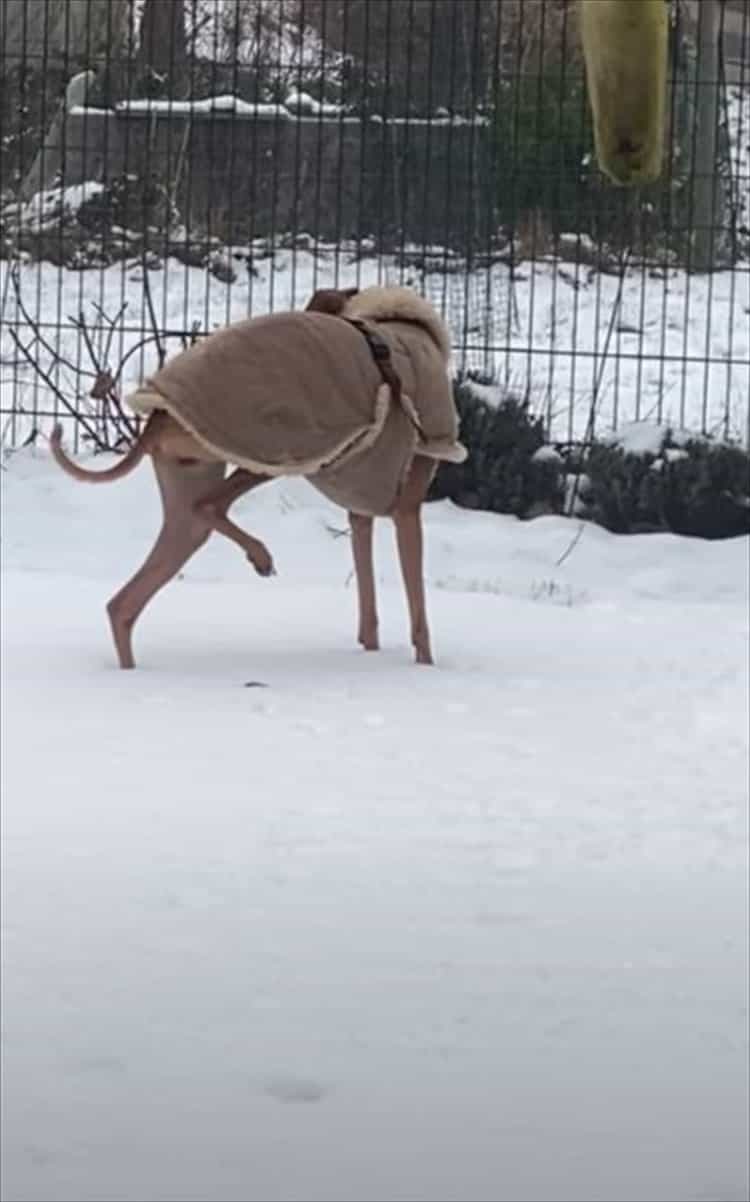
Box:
[7,329,105,449]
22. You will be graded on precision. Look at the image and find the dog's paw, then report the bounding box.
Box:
[248,550,275,577]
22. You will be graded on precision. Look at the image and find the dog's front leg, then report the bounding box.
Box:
[349,511,379,651]
[392,455,437,665]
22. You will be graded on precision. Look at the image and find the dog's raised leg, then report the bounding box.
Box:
[392,455,437,666]
[106,457,226,669]
[349,512,379,651]
[194,468,274,576]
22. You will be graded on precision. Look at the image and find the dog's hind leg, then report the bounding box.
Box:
[349,512,379,651]
[193,468,274,576]
[106,457,226,669]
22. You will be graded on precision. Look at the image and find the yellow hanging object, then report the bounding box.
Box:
[579,0,668,186]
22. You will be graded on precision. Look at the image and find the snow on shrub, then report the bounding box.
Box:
[430,384,750,540]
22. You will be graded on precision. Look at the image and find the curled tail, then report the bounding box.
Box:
[50,411,165,483]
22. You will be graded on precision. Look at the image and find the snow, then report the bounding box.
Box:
[601,421,729,458]
[2,246,748,448]
[284,89,346,118]
[66,105,113,118]
[727,88,749,228]
[8,182,106,233]
[110,95,485,125]
[1,447,748,1202]
[604,421,672,456]
[531,444,563,464]
[116,95,292,120]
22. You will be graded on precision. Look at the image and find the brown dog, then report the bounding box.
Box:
[50,286,448,670]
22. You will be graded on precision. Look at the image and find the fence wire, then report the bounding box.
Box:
[1,0,748,451]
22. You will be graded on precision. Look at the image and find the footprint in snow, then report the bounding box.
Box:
[363,713,385,728]
[295,718,328,736]
[25,1144,56,1167]
[262,1076,328,1104]
[68,1054,127,1075]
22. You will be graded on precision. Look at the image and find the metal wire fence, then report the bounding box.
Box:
[1,0,748,451]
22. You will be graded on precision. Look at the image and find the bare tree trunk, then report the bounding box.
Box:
[305,0,498,114]
[134,0,188,97]
[691,0,721,271]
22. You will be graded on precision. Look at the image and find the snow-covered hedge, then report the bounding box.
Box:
[431,379,750,541]
[581,434,750,540]
[428,380,564,518]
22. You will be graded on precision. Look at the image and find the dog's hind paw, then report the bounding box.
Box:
[248,550,275,577]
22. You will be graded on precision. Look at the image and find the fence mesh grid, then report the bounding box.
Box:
[1,0,748,452]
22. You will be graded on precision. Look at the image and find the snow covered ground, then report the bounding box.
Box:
[1,447,748,1202]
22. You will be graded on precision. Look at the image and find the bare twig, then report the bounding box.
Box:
[11,278,138,449]
[71,309,101,373]
[10,266,97,379]
[7,328,104,448]
[566,249,632,517]
[583,248,632,447]
[555,522,585,568]
[141,260,166,367]
[91,300,129,367]
[69,310,138,443]
[8,267,196,455]
[169,117,192,216]
[0,409,18,456]
[324,523,350,539]
[113,332,170,383]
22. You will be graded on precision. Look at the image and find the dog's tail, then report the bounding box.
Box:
[50,411,164,483]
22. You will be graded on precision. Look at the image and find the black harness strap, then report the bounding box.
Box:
[345,317,425,439]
